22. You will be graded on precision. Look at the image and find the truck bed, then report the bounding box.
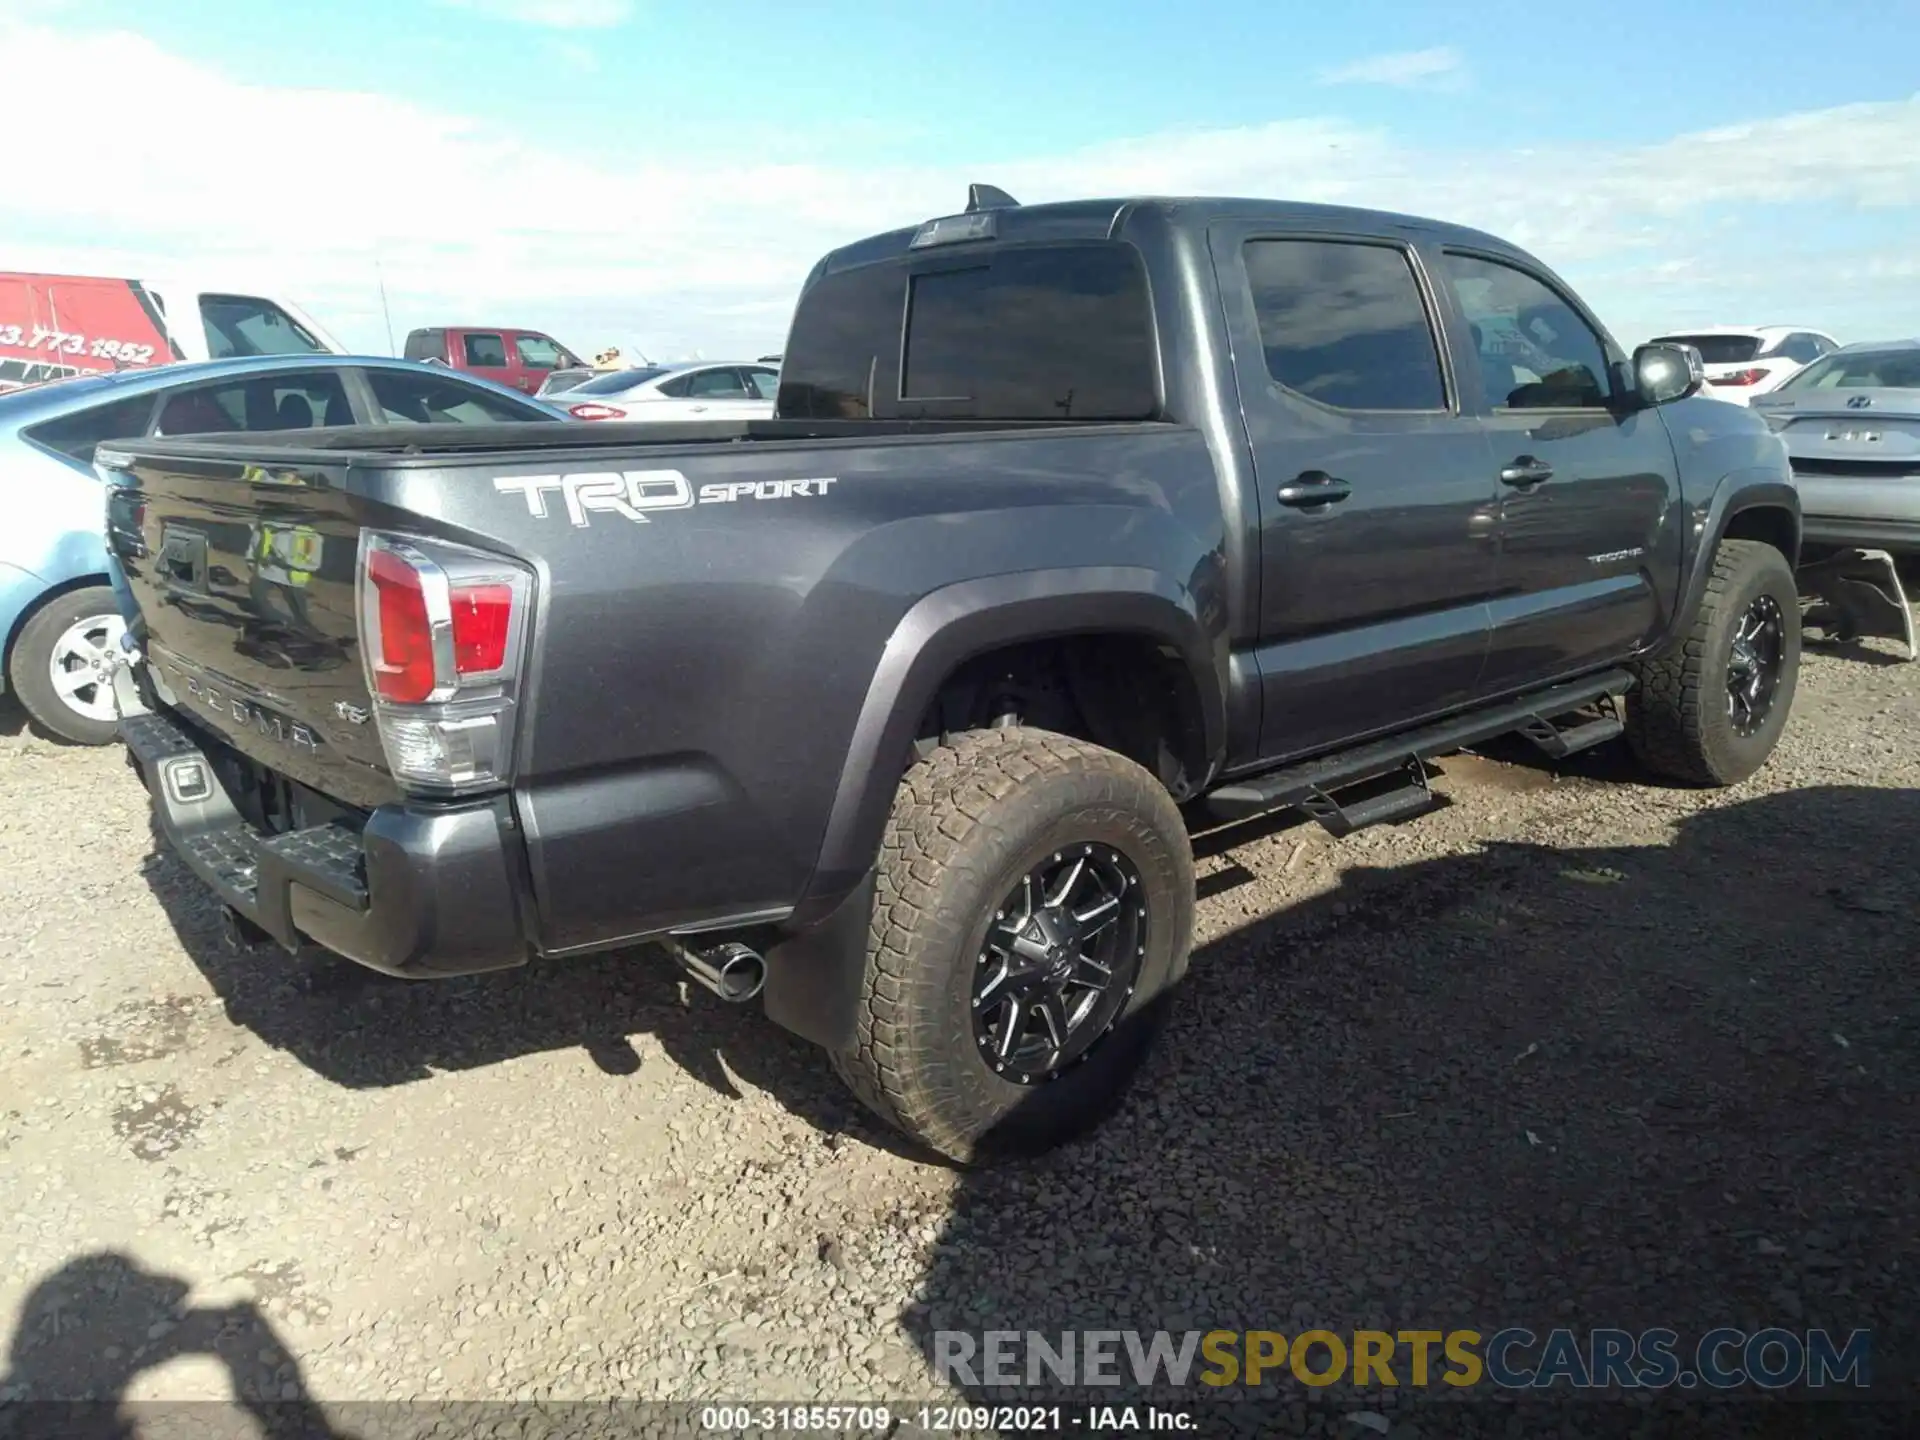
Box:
[98,415,1137,464]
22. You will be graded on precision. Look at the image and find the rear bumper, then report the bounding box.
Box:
[1801,514,1920,554]
[122,708,530,978]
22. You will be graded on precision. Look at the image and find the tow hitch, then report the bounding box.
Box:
[1798,548,1916,660]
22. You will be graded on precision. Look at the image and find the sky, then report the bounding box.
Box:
[4,0,1918,361]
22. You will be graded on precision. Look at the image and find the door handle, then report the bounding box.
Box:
[1500,455,1554,487]
[1277,470,1353,508]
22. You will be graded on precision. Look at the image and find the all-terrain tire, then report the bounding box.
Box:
[830,726,1195,1164]
[7,586,126,746]
[1626,539,1800,786]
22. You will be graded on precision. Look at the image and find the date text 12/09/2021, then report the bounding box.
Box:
[697,1406,1196,1432]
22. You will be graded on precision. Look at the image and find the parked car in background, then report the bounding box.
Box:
[1647,325,1839,404]
[558,361,780,421]
[1752,339,1920,554]
[0,273,346,392]
[0,355,564,744]
[535,366,596,399]
[402,327,586,397]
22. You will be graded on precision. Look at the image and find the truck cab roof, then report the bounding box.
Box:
[814,191,1526,275]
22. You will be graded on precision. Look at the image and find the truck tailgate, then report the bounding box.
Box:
[104,449,401,810]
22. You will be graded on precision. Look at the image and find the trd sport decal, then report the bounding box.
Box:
[493,470,838,527]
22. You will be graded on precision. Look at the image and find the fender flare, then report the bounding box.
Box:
[803,565,1226,907]
[1677,471,1801,632]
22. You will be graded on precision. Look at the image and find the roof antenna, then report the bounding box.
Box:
[966,183,1019,213]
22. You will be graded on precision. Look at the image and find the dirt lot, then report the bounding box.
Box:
[1,636,1915,1438]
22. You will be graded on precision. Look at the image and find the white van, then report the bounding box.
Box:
[0,273,347,391]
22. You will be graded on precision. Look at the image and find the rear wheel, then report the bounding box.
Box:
[831,727,1194,1163]
[8,586,127,746]
[1626,539,1800,785]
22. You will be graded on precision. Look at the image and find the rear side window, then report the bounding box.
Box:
[23,394,157,461]
[154,373,355,434]
[463,333,507,367]
[779,241,1158,420]
[200,295,328,359]
[1242,239,1445,411]
[684,367,750,399]
[367,369,549,423]
[1650,333,1760,366]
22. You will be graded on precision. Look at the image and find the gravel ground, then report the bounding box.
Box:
[0,635,1915,1438]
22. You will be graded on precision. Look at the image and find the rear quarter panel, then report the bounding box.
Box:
[412,425,1230,953]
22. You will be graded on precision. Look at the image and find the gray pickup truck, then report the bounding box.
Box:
[99,186,1802,1161]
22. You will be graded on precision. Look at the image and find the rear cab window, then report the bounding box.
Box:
[777,240,1160,420]
[462,333,508,367]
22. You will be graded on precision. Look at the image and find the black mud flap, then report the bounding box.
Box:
[761,871,876,1052]
[1800,548,1916,660]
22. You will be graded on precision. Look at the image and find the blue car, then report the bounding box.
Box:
[0,354,568,744]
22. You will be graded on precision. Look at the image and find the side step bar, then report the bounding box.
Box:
[1206,669,1634,834]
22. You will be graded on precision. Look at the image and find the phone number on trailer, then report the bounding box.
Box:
[0,325,157,364]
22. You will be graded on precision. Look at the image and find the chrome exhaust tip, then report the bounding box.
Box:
[663,938,766,1003]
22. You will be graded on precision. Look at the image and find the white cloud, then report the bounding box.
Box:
[2,18,1916,358]
[1318,46,1466,90]
[434,0,633,29]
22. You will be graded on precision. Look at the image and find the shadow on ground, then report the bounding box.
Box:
[0,1251,355,1439]
[134,818,904,1155]
[904,784,1920,1437]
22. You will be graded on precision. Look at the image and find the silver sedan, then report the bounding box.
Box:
[1751,340,1920,554]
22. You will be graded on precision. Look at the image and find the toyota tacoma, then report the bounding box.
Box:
[98,187,1803,1161]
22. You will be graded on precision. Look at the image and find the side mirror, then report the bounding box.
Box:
[1632,342,1704,406]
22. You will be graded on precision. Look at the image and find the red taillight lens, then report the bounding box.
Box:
[568,403,624,421]
[367,547,436,703]
[451,583,512,674]
[1711,368,1770,387]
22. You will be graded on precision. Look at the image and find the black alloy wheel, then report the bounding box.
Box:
[971,842,1147,1085]
[1727,593,1786,737]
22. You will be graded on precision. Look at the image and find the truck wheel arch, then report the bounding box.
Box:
[804,567,1226,907]
[1679,474,1801,637]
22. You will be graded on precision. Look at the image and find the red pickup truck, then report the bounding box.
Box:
[401,326,585,396]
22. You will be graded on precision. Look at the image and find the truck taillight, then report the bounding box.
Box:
[451,584,513,673]
[357,532,534,796]
[366,548,436,703]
